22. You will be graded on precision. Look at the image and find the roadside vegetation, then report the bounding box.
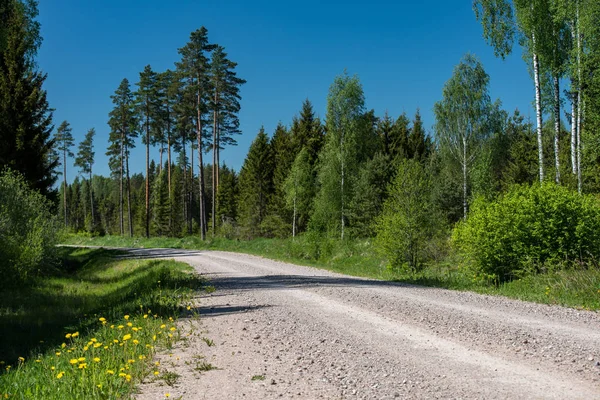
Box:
[64,231,600,312]
[0,246,205,399]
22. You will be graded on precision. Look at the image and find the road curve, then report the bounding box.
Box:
[129,248,600,399]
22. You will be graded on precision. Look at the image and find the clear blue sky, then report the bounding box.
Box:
[37,0,535,182]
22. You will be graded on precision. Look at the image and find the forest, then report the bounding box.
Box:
[3,0,600,286]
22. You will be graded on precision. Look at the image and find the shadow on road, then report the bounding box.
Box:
[194,304,271,317]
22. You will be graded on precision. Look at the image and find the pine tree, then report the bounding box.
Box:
[216,165,237,226]
[0,0,56,198]
[107,78,137,236]
[135,64,159,238]
[237,127,273,237]
[55,121,74,227]
[177,27,216,240]
[74,128,95,231]
[407,110,432,160]
[390,113,410,161]
[210,46,245,234]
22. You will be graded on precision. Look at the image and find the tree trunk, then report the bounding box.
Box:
[576,1,583,194]
[119,132,124,236]
[89,170,95,231]
[463,136,468,220]
[571,80,578,175]
[533,44,545,182]
[292,194,297,239]
[553,75,561,185]
[197,85,206,240]
[190,139,194,234]
[145,113,150,238]
[212,90,218,236]
[181,133,189,235]
[63,147,67,228]
[126,143,133,238]
[340,131,345,241]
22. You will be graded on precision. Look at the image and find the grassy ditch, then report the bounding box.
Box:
[0,247,205,399]
[64,234,600,311]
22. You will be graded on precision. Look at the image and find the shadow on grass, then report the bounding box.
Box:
[0,248,204,366]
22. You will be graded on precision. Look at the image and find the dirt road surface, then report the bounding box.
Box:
[131,248,600,399]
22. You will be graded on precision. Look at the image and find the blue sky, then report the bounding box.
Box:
[37,0,535,182]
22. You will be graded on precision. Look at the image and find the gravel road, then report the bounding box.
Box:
[132,248,600,399]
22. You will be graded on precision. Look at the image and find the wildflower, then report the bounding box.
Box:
[168,334,173,338]
[51,366,55,371]
[69,359,78,365]
[78,363,87,369]
[132,327,138,332]
[93,343,102,348]
[139,355,145,360]
[55,352,61,356]
[113,339,119,344]
[110,325,114,329]
[56,371,65,379]
[93,357,100,363]
[61,343,66,349]
[128,359,135,364]
[126,374,131,382]
[153,335,157,341]
[187,306,191,310]
[165,394,170,398]
[35,360,41,363]
[104,346,108,350]
[143,314,148,319]
[154,371,159,376]
[97,384,102,389]
[118,372,126,377]
[17,357,24,363]
[160,324,166,329]
[118,325,124,330]
[133,340,139,345]
[99,317,106,323]
[83,346,89,351]
[124,315,129,320]
[122,334,132,341]
[91,338,97,343]
[170,327,176,332]
[72,332,79,338]
[106,370,114,375]
[169,317,173,322]
[155,361,160,366]
[65,333,72,339]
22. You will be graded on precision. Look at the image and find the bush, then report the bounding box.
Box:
[453,183,600,282]
[0,169,62,283]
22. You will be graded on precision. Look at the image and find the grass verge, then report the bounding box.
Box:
[0,247,205,399]
[63,234,600,311]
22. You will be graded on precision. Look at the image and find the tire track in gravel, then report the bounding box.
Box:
[132,249,600,399]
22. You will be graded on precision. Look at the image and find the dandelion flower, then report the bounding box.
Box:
[99,317,106,322]
[170,327,176,332]
[61,343,66,349]
[118,325,124,330]
[126,374,132,382]
[69,359,78,365]
[78,363,87,369]
[17,357,24,363]
[124,315,129,320]
[128,359,135,364]
[97,384,102,389]
[133,340,139,345]
[143,314,148,319]
[72,332,79,338]
[165,394,170,398]
[93,358,100,363]
[106,370,115,375]
[160,324,166,329]
[122,334,132,341]
[55,352,61,356]
[154,371,159,376]
[56,372,64,379]
[65,333,72,339]
[118,372,126,377]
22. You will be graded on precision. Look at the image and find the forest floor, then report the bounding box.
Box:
[122,248,600,399]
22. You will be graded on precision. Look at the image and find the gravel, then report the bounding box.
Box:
[133,248,600,399]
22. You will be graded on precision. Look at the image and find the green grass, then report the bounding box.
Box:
[0,247,206,399]
[63,234,600,311]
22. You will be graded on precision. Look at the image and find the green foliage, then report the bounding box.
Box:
[453,183,600,282]
[0,169,62,283]
[237,127,273,238]
[283,148,313,237]
[0,0,56,198]
[375,159,443,271]
[152,168,170,236]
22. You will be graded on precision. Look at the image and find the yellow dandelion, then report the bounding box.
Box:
[65,333,72,339]
[106,370,115,375]
[110,325,114,329]
[153,335,157,341]
[170,327,176,332]
[155,361,160,366]
[118,325,124,330]
[93,357,100,363]
[169,317,173,322]
[124,315,129,320]
[126,374,131,382]
[133,340,139,345]
[139,355,145,360]
[78,363,87,369]
[143,314,148,319]
[122,334,132,341]
[78,357,85,362]
[99,317,106,323]
[61,343,66,349]
[56,371,64,379]
[160,324,166,329]
[51,366,55,371]
[55,352,61,356]
[168,334,173,338]
[83,346,89,351]
[127,359,135,364]
[69,359,78,365]
[93,343,102,348]
[154,370,159,376]
[72,332,79,338]
[103,346,108,350]
[17,357,24,363]
[35,359,41,363]
[118,372,126,377]
[113,339,119,344]
[97,384,102,389]
[132,327,138,332]
[187,306,191,310]
[165,394,170,398]
[91,338,97,343]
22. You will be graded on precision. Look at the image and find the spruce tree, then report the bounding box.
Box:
[0,0,56,198]
[55,121,74,227]
[237,127,273,237]
[269,122,294,231]
[152,168,169,236]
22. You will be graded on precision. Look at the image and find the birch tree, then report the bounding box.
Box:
[434,54,491,220]
[283,148,312,238]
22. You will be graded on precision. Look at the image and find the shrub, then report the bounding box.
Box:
[453,183,600,282]
[0,169,62,283]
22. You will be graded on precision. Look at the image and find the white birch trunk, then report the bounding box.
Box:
[576,2,583,193]
[463,135,468,220]
[340,130,345,241]
[533,42,545,182]
[570,78,578,175]
[553,75,561,184]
